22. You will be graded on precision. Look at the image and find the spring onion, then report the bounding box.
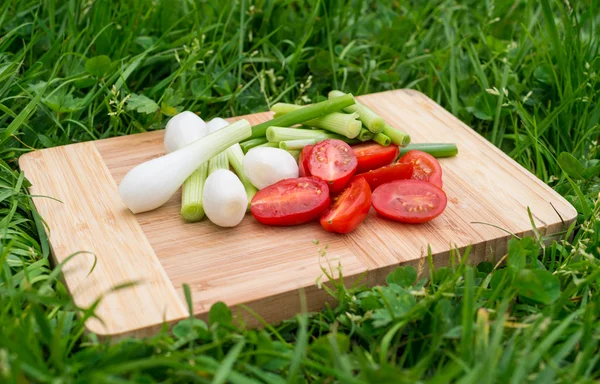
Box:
[240,137,268,153]
[279,139,318,150]
[243,147,299,189]
[162,111,209,222]
[118,119,251,213]
[255,142,280,148]
[328,90,384,133]
[202,169,248,227]
[251,93,356,138]
[382,124,411,147]
[270,103,362,138]
[373,132,392,146]
[206,118,257,208]
[206,118,230,174]
[358,128,374,142]
[266,127,359,144]
[163,111,208,154]
[180,167,207,222]
[399,143,458,158]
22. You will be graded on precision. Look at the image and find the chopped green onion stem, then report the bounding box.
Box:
[328,90,384,133]
[255,142,280,148]
[208,152,229,174]
[180,164,208,222]
[270,103,362,138]
[240,137,268,153]
[251,93,356,138]
[279,139,318,150]
[266,127,359,145]
[373,132,391,146]
[382,123,411,147]
[358,128,374,142]
[225,144,257,207]
[399,143,458,158]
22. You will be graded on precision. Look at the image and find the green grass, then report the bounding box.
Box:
[1,0,600,382]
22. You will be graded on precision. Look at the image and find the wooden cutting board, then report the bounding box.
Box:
[19,90,576,339]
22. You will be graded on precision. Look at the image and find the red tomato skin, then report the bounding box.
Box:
[371,180,447,224]
[353,163,413,191]
[250,177,330,226]
[320,177,371,234]
[397,150,443,188]
[352,142,399,174]
[298,145,314,177]
[308,139,358,194]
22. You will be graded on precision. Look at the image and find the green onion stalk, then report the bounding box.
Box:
[225,144,258,209]
[266,127,359,145]
[373,133,391,146]
[328,90,384,133]
[399,143,458,158]
[251,93,356,138]
[181,164,208,222]
[271,103,361,139]
[240,137,268,153]
[358,128,374,142]
[382,124,411,147]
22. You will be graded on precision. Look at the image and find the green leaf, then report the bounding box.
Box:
[309,333,350,360]
[42,89,86,113]
[582,165,600,179]
[191,78,211,98]
[515,269,560,305]
[357,292,382,311]
[172,318,208,339]
[209,302,232,326]
[163,88,184,107]
[161,88,184,116]
[386,266,417,287]
[85,55,112,77]
[37,134,55,148]
[557,152,584,179]
[507,237,539,271]
[126,93,159,114]
[372,286,416,328]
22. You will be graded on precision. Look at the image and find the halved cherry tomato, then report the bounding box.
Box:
[352,142,399,173]
[298,145,314,177]
[372,180,447,224]
[353,163,413,191]
[397,150,443,187]
[250,177,330,226]
[308,139,358,194]
[320,177,371,233]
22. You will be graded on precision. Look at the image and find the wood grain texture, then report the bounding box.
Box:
[19,89,577,338]
[18,143,187,337]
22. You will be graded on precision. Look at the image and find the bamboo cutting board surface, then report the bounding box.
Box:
[19,90,577,338]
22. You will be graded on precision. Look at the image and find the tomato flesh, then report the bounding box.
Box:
[308,139,358,194]
[353,163,413,191]
[352,142,399,173]
[298,145,314,177]
[250,177,330,226]
[371,180,447,224]
[320,177,371,234]
[397,150,443,188]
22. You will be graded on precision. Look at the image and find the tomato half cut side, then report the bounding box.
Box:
[371,180,447,224]
[250,177,330,226]
[308,139,358,193]
[320,177,371,234]
[352,142,399,173]
[397,150,443,188]
[353,162,413,191]
[298,145,314,177]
